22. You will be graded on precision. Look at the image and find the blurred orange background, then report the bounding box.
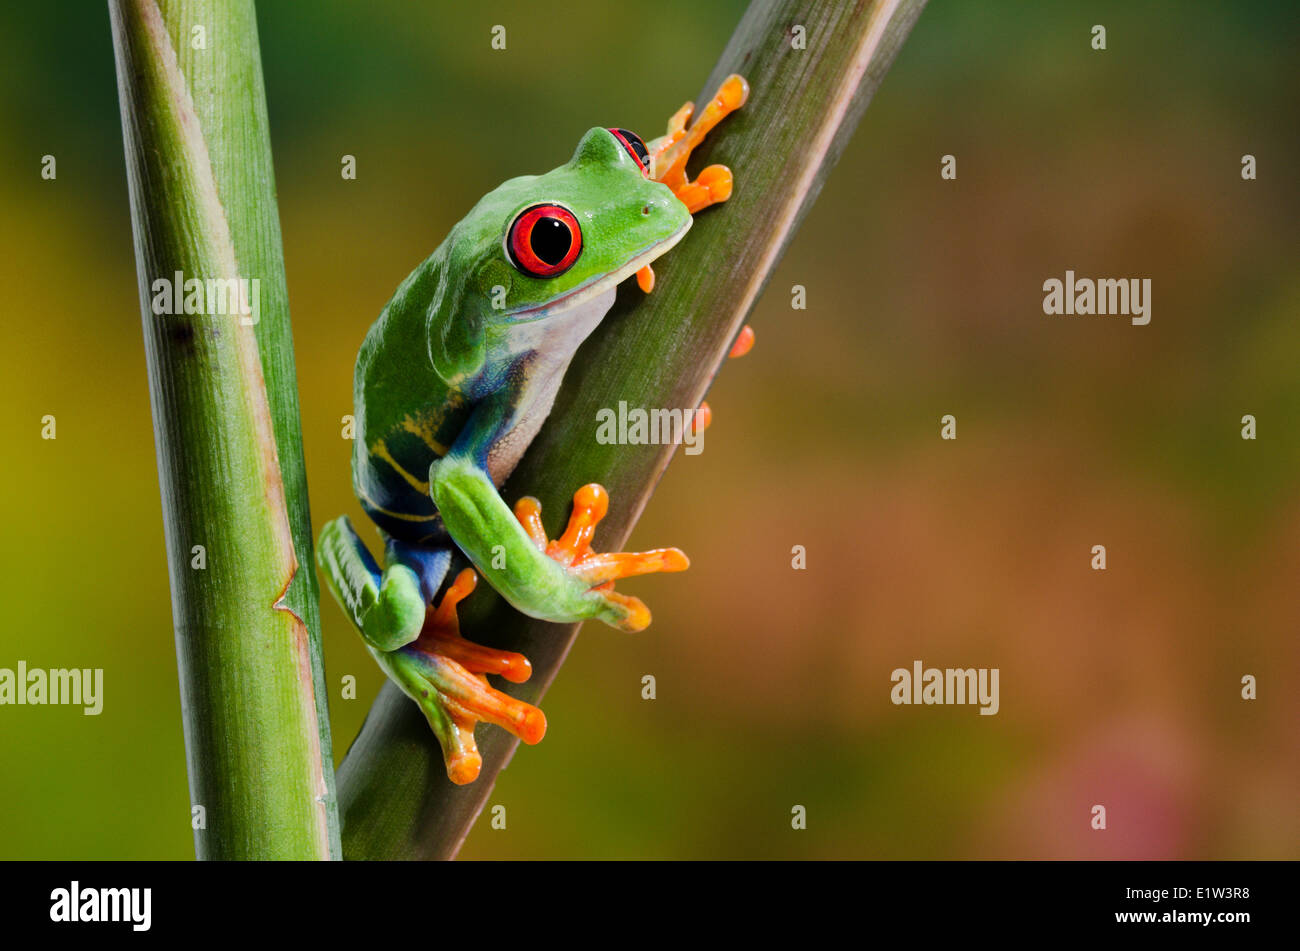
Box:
[0,1,1295,858]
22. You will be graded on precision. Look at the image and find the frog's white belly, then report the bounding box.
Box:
[484,286,616,485]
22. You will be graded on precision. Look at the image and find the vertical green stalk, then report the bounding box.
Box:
[338,0,927,859]
[110,0,339,859]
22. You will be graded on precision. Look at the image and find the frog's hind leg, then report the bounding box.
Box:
[317,517,545,784]
[317,515,427,651]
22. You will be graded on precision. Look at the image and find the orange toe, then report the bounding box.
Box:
[572,547,690,585]
[514,496,549,550]
[729,325,755,358]
[548,484,608,565]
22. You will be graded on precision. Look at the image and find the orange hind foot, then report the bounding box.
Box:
[389,568,546,784]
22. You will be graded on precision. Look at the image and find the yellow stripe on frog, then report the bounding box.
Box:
[371,439,431,494]
[400,415,450,457]
[355,485,437,522]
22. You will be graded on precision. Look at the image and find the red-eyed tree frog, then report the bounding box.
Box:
[318,76,749,784]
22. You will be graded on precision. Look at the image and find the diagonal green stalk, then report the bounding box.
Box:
[337,0,928,860]
[110,0,339,859]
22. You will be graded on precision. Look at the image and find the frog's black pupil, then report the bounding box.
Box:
[614,128,649,168]
[531,217,572,266]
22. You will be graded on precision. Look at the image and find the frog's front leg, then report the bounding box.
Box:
[513,483,689,630]
[634,74,747,294]
[432,457,686,631]
[429,389,687,632]
[648,74,749,214]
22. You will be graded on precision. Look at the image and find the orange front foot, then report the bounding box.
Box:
[514,483,689,633]
[649,74,749,215]
[392,568,546,784]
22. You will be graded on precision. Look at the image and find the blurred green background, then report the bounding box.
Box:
[1,0,1296,859]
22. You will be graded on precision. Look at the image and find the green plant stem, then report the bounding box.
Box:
[337,0,927,860]
[110,0,339,859]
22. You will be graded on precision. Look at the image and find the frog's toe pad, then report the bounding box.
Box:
[674,164,734,214]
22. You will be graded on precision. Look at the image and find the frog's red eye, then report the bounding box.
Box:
[609,128,651,176]
[507,204,582,277]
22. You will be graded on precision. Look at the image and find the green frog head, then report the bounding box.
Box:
[428,126,692,390]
